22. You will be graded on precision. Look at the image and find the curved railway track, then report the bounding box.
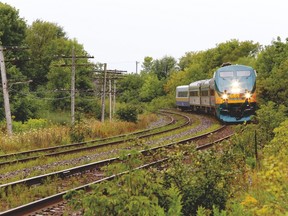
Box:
[0,111,233,215]
[0,111,191,167]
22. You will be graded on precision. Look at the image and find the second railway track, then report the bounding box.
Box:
[0,111,188,167]
[0,110,232,215]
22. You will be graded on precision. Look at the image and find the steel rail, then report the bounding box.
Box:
[0,158,169,216]
[0,123,227,193]
[0,125,233,216]
[0,112,174,161]
[0,111,189,167]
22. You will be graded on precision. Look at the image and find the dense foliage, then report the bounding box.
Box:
[1,2,287,124]
[65,151,183,216]
[116,104,138,123]
[1,3,288,215]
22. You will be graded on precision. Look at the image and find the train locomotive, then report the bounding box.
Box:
[176,64,257,123]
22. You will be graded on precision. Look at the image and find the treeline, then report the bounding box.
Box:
[0,3,99,123]
[1,2,288,124]
[118,37,288,114]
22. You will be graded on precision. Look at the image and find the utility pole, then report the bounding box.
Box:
[93,67,126,122]
[136,61,139,73]
[109,79,112,122]
[71,47,76,125]
[113,80,116,117]
[56,51,94,125]
[101,63,107,122]
[0,46,12,135]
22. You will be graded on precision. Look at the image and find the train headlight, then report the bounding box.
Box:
[231,87,240,94]
[245,92,251,99]
[231,80,239,88]
[231,80,240,94]
[222,93,228,100]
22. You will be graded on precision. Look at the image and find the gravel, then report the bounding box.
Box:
[0,114,213,183]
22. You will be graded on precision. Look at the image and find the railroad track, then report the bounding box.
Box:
[0,111,191,186]
[0,117,233,215]
[0,111,191,168]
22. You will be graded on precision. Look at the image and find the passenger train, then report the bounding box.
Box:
[176,64,257,123]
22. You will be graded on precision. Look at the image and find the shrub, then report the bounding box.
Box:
[12,118,50,133]
[65,151,183,215]
[146,95,175,112]
[116,104,138,123]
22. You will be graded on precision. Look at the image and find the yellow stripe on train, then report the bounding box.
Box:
[215,92,256,104]
[176,97,189,102]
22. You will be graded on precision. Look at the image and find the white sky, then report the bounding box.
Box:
[2,0,288,72]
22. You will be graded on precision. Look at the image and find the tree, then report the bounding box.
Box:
[259,60,288,107]
[255,101,287,144]
[0,2,28,76]
[46,42,95,112]
[0,3,27,46]
[141,56,178,80]
[152,56,178,80]
[164,70,189,95]
[256,36,288,79]
[24,20,67,89]
[256,37,288,106]
[178,51,203,71]
[139,73,165,102]
[117,73,144,104]
[141,56,153,74]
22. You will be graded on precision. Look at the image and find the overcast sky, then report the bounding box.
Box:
[2,0,288,72]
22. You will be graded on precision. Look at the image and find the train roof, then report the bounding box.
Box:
[216,64,254,72]
[176,85,189,91]
[189,79,212,88]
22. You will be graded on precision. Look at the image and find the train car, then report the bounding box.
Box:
[189,80,202,111]
[189,79,215,113]
[214,64,257,122]
[199,79,215,113]
[175,64,257,123]
[176,85,190,110]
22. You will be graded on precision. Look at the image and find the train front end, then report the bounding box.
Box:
[214,64,257,123]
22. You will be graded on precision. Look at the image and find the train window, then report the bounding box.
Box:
[237,71,251,77]
[201,90,209,96]
[178,91,188,97]
[210,89,215,96]
[219,71,234,78]
[190,91,198,96]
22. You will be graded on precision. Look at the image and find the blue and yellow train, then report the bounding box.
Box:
[176,64,257,123]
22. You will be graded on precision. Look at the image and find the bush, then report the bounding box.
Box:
[69,121,92,143]
[65,151,182,215]
[12,118,50,133]
[116,104,138,123]
[146,95,175,112]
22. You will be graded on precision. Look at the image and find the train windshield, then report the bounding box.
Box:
[219,71,251,78]
[219,71,234,78]
[215,68,256,93]
[237,71,251,77]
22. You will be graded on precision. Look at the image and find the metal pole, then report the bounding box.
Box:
[113,80,116,116]
[101,63,107,122]
[71,47,76,125]
[136,61,139,73]
[109,79,112,122]
[0,46,13,135]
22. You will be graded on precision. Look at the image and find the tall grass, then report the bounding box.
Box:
[0,113,158,154]
[0,125,70,153]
